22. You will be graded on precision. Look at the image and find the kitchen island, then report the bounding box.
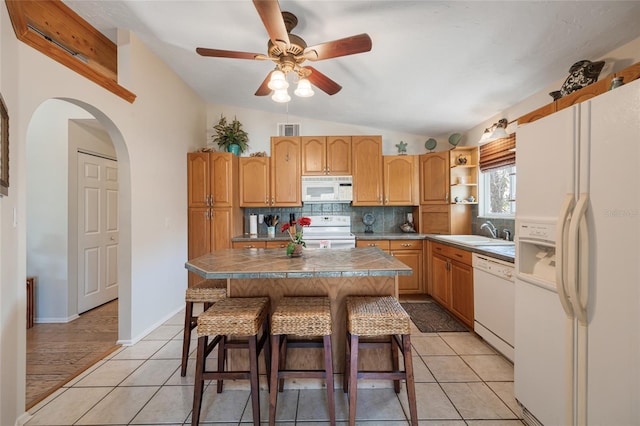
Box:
[186,247,412,373]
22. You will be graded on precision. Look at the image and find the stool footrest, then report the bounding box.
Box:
[277,370,328,380]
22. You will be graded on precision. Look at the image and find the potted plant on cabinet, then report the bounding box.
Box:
[212,114,249,155]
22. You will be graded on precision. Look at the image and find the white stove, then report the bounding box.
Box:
[302,215,355,249]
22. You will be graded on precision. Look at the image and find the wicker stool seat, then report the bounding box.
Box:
[191,297,271,426]
[181,279,227,376]
[269,297,335,426]
[344,296,417,425]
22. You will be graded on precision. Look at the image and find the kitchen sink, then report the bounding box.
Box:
[434,235,515,246]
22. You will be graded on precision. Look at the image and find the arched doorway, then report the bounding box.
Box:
[25,98,132,407]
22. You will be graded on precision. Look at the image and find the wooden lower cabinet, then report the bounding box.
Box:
[428,242,474,329]
[356,239,424,295]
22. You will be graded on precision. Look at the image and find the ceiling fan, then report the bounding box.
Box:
[196,0,372,99]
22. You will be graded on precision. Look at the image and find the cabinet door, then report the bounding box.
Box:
[384,155,418,206]
[211,208,232,251]
[419,151,450,204]
[188,207,211,286]
[210,153,234,207]
[450,260,474,328]
[271,137,302,206]
[431,253,450,307]
[392,249,423,294]
[419,205,451,234]
[187,152,209,207]
[239,157,270,207]
[352,135,383,206]
[301,136,326,175]
[326,136,351,175]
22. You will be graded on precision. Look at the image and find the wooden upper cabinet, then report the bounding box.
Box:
[352,135,383,206]
[301,136,351,175]
[301,136,326,175]
[326,136,352,175]
[187,153,210,207]
[271,137,302,206]
[556,78,610,110]
[239,157,270,207]
[419,151,450,204]
[383,155,418,206]
[210,153,235,207]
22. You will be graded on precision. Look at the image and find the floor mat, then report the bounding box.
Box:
[401,301,469,333]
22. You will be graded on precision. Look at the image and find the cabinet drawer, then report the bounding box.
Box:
[232,241,267,249]
[265,240,289,249]
[431,242,471,265]
[356,239,390,250]
[389,240,423,250]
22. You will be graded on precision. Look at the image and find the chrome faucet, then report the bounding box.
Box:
[503,229,512,241]
[480,221,498,239]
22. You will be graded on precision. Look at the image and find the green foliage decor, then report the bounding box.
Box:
[212,114,249,153]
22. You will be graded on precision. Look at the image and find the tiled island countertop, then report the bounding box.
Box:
[185,246,412,279]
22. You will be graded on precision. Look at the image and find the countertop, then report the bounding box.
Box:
[185,247,413,279]
[231,232,515,263]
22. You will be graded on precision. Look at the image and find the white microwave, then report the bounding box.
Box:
[301,175,353,203]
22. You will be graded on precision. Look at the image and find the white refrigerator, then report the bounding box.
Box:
[514,78,640,426]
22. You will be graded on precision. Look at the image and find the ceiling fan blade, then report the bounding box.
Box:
[303,34,372,61]
[196,47,266,60]
[253,0,290,52]
[255,71,274,96]
[303,66,342,95]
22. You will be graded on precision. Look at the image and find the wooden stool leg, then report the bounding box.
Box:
[348,333,359,426]
[191,335,207,426]
[216,335,226,393]
[181,301,194,377]
[278,335,288,392]
[323,334,336,426]
[269,334,281,426]
[403,335,418,425]
[248,335,261,426]
[391,335,400,393]
[343,332,351,393]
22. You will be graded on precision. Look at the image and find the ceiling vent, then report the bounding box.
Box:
[277,123,300,137]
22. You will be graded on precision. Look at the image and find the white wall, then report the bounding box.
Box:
[206,104,434,156]
[0,7,206,424]
[466,36,640,143]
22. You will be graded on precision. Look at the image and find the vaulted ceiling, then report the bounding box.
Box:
[63,1,640,137]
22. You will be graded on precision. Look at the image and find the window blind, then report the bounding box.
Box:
[479,133,516,172]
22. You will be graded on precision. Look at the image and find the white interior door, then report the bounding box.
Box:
[78,152,119,313]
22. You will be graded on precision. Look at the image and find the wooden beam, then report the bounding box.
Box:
[5,0,136,103]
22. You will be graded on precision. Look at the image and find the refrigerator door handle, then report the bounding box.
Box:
[556,193,575,318]
[568,193,589,325]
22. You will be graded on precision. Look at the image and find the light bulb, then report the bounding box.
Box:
[267,70,289,90]
[271,89,291,103]
[294,78,314,97]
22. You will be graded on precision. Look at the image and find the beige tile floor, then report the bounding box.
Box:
[25,307,523,425]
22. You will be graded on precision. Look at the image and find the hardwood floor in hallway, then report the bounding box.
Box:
[26,299,120,409]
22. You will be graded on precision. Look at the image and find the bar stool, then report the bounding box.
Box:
[181,279,227,376]
[191,297,271,426]
[344,296,418,425]
[269,297,335,426]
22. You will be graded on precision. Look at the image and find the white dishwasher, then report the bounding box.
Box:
[473,253,515,361]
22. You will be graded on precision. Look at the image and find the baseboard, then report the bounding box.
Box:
[117,304,184,346]
[34,314,80,324]
[14,411,31,426]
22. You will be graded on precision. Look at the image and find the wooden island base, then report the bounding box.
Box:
[225,275,397,374]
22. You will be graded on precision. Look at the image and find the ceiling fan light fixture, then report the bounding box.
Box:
[272,88,291,103]
[267,70,289,90]
[294,78,314,97]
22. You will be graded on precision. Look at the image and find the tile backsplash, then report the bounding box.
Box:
[243,203,514,239]
[243,204,414,235]
[470,205,515,241]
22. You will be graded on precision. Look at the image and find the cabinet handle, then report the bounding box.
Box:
[379,195,383,204]
[210,209,214,219]
[385,197,389,204]
[271,197,274,205]
[445,191,449,202]
[402,243,411,247]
